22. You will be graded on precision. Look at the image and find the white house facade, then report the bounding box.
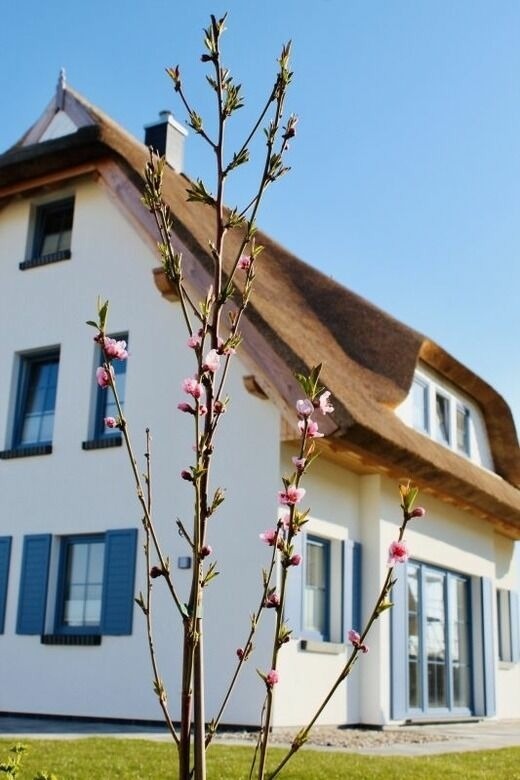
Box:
[0,78,519,728]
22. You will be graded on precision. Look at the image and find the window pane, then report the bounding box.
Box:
[435,393,450,445]
[450,577,471,707]
[407,565,421,708]
[412,379,429,432]
[35,200,74,258]
[456,406,470,455]
[94,335,128,438]
[304,538,329,639]
[61,539,105,630]
[17,355,59,446]
[425,571,446,708]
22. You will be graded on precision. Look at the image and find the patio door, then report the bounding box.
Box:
[407,562,472,715]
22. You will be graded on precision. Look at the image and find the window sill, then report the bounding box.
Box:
[82,436,122,451]
[498,660,516,669]
[41,634,101,646]
[0,444,52,459]
[19,250,71,270]
[300,639,345,655]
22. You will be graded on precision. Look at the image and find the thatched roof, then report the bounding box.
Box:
[2,83,519,537]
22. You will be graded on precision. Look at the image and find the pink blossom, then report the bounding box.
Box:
[388,539,409,567]
[182,377,203,399]
[181,469,193,482]
[198,405,208,416]
[187,334,202,349]
[103,337,128,361]
[292,456,306,472]
[296,399,314,418]
[348,628,369,653]
[288,553,302,567]
[318,390,334,415]
[238,255,251,270]
[177,402,194,414]
[266,669,279,688]
[203,349,221,373]
[265,592,280,608]
[409,506,426,519]
[104,417,117,428]
[96,366,113,388]
[281,513,291,529]
[217,337,236,356]
[259,529,278,546]
[213,400,226,414]
[200,545,212,558]
[278,486,306,506]
[298,419,324,438]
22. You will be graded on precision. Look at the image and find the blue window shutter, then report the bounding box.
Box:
[0,537,12,633]
[284,531,303,639]
[509,591,520,664]
[101,529,138,635]
[390,564,408,720]
[342,540,362,639]
[16,534,51,635]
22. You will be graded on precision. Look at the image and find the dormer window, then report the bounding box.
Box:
[19,197,74,270]
[396,366,489,465]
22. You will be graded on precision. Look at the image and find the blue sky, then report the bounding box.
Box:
[2,1,519,430]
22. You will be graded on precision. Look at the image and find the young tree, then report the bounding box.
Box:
[90,14,424,780]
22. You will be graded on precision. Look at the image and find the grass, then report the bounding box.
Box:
[2,739,520,780]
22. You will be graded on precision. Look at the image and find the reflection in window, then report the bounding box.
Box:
[407,562,471,713]
[304,537,330,641]
[59,537,105,630]
[14,352,60,448]
[33,199,74,261]
[456,405,470,456]
[412,379,429,433]
[435,393,450,445]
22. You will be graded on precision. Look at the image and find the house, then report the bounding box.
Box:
[0,74,519,729]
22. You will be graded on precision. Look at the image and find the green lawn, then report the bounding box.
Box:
[2,739,520,780]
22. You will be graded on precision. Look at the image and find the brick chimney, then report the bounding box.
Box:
[144,111,188,172]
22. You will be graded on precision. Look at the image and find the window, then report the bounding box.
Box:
[17,529,137,639]
[406,562,471,714]
[435,393,451,446]
[82,334,128,450]
[11,350,60,454]
[456,404,470,456]
[57,536,105,633]
[402,370,478,462]
[411,378,429,433]
[497,589,520,663]
[20,198,74,270]
[304,536,331,641]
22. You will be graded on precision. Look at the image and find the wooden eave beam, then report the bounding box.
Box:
[0,162,100,203]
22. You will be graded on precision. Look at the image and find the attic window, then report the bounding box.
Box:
[404,370,476,461]
[20,198,74,270]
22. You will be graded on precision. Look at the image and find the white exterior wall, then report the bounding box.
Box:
[275,446,362,726]
[0,176,517,728]
[493,534,520,718]
[0,179,281,724]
